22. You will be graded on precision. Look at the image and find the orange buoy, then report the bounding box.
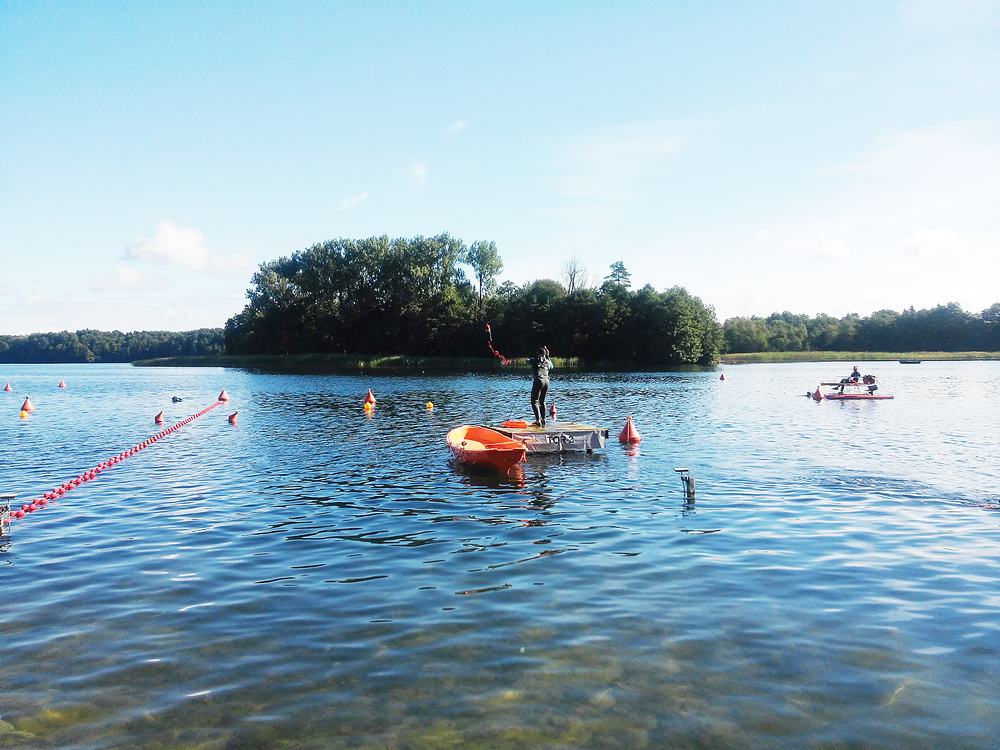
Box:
[812,387,823,402]
[364,388,376,405]
[3,383,11,392]
[21,397,35,412]
[228,411,238,425]
[58,380,66,388]
[154,410,164,424]
[218,389,230,401]
[618,416,641,444]
[719,373,725,381]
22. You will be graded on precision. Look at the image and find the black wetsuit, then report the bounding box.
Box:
[530,355,553,425]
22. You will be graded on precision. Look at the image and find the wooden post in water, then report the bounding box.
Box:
[673,469,696,501]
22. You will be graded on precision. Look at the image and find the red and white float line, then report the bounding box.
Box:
[3,400,224,527]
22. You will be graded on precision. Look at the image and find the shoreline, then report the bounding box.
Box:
[720,350,1000,364]
[131,353,582,372]
[128,353,723,372]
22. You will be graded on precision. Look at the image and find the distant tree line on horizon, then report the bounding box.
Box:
[0,329,225,363]
[223,234,724,365]
[6,244,999,363]
[723,303,1000,353]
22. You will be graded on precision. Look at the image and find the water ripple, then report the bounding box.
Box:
[2,362,1000,747]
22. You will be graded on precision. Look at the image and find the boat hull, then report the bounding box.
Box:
[447,426,526,472]
[824,393,894,400]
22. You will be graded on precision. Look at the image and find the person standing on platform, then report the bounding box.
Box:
[530,346,553,426]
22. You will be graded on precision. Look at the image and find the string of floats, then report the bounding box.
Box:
[4,391,231,527]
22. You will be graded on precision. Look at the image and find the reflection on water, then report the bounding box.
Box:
[1,362,1000,748]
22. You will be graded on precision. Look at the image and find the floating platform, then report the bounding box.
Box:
[494,421,609,454]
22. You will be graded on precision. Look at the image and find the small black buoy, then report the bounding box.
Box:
[171,396,183,403]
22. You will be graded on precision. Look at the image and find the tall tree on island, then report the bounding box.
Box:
[465,240,504,315]
[604,260,632,289]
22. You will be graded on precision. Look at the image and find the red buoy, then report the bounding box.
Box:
[154,410,164,424]
[58,380,67,388]
[3,383,11,392]
[228,411,238,425]
[812,387,823,402]
[618,416,641,444]
[21,397,35,412]
[218,389,230,401]
[364,388,377,405]
[719,373,725,381]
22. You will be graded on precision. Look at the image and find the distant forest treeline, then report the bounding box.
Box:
[0,329,225,363]
[223,234,724,365]
[723,304,1000,353]
[5,234,1000,363]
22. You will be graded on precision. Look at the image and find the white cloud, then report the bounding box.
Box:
[710,120,1000,319]
[447,117,470,133]
[334,191,370,213]
[409,160,428,188]
[903,227,966,258]
[551,121,685,205]
[126,221,210,269]
[90,265,152,292]
[124,220,254,276]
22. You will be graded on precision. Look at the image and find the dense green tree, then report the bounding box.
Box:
[222,235,724,366]
[722,302,1000,353]
[0,329,224,363]
[465,240,504,315]
[604,261,632,289]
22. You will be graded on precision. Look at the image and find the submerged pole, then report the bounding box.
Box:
[673,468,696,501]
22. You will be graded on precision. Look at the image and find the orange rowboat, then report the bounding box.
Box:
[447,425,526,473]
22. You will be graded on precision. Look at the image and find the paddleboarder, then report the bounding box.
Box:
[530,346,553,426]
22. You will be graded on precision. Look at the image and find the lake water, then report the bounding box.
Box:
[2,362,1000,749]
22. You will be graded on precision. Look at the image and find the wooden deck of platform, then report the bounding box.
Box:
[494,422,609,453]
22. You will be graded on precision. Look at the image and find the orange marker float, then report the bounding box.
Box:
[58,380,67,388]
[618,416,641,444]
[21,397,35,412]
[364,388,376,406]
[154,410,164,424]
[228,411,238,425]
[218,389,230,401]
[3,383,11,392]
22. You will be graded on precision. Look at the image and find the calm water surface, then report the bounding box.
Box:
[2,362,1000,749]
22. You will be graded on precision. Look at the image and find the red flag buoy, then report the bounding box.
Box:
[154,410,164,424]
[228,411,238,425]
[58,380,67,388]
[21,397,35,412]
[812,387,823,402]
[364,388,377,405]
[618,416,641,444]
[3,383,11,392]
[218,389,230,401]
[719,373,725,381]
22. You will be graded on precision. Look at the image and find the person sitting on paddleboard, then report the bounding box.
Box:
[530,346,553,427]
[850,366,861,381]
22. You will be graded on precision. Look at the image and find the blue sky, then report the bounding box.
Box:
[2,0,998,334]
